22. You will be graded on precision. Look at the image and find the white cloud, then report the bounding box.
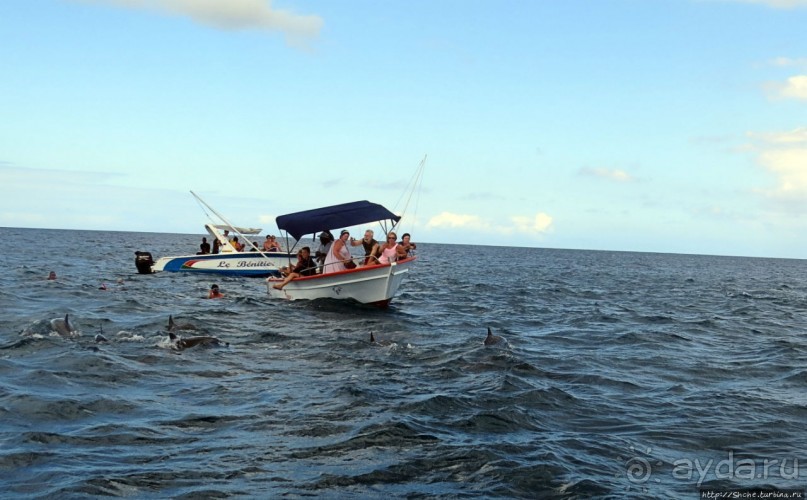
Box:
[747,128,807,200]
[426,211,553,235]
[579,167,634,182]
[76,0,323,46]
[758,148,807,194]
[777,75,807,100]
[426,211,490,230]
[764,74,807,101]
[770,57,807,68]
[510,213,553,234]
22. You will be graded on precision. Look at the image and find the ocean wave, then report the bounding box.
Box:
[2,230,806,497]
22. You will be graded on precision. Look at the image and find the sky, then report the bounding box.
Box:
[1,0,807,259]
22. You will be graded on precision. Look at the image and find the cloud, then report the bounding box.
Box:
[777,75,807,100]
[426,211,553,235]
[76,0,323,46]
[747,128,807,201]
[766,74,807,101]
[579,167,634,182]
[769,57,807,68]
[748,128,807,144]
[758,148,807,194]
[510,213,553,234]
[426,211,490,230]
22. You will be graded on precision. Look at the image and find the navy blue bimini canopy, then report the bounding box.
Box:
[276,200,401,241]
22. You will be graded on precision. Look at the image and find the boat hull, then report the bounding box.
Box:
[266,257,416,306]
[151,252,291,277]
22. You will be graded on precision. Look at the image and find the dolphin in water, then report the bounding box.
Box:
[484,327,505,346]
[165,315,225,349]
[168,315,198,332]
[50,314,78,337]
[95,325,108,343]
[167,331,228,350]
[369,331,397,347]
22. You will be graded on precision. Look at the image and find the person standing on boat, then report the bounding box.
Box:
[351,229,378,265]
[323,230,354,273]
[315,231,333,268]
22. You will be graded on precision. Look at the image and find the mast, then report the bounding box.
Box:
[191,190,272,256]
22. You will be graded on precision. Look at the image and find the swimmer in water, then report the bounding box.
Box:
[209,284,223,299]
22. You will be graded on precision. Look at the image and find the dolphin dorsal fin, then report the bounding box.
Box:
[486,327,492,338]
[169,315,175,329]
[65,314,71,331]
[370,332,376,342]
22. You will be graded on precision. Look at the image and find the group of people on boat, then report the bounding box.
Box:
[318,229,416,271]
[196,231,284,255]
[187,224,415,291]
[272,228,415,290]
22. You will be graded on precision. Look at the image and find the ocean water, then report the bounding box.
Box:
[1,227,805,498]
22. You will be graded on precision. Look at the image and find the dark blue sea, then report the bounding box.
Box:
[1,227,805,498]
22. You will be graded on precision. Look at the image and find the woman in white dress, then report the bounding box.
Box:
[323,230,353,273]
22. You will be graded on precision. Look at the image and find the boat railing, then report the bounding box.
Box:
[314,255,380,275]
[272,254,407,280]
[318,255,366,274]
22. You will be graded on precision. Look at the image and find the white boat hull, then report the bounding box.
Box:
[266,257,416,307]
[151,252,291,277]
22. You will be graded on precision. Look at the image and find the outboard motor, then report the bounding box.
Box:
[134,251,154,274]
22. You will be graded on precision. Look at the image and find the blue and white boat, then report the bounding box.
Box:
[135,224,288,277]
[134,193,291,277]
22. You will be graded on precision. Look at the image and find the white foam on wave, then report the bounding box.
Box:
[115,330,145,342]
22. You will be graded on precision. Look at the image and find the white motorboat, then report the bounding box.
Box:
[134,193,291,277]
[265,200,416,307]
